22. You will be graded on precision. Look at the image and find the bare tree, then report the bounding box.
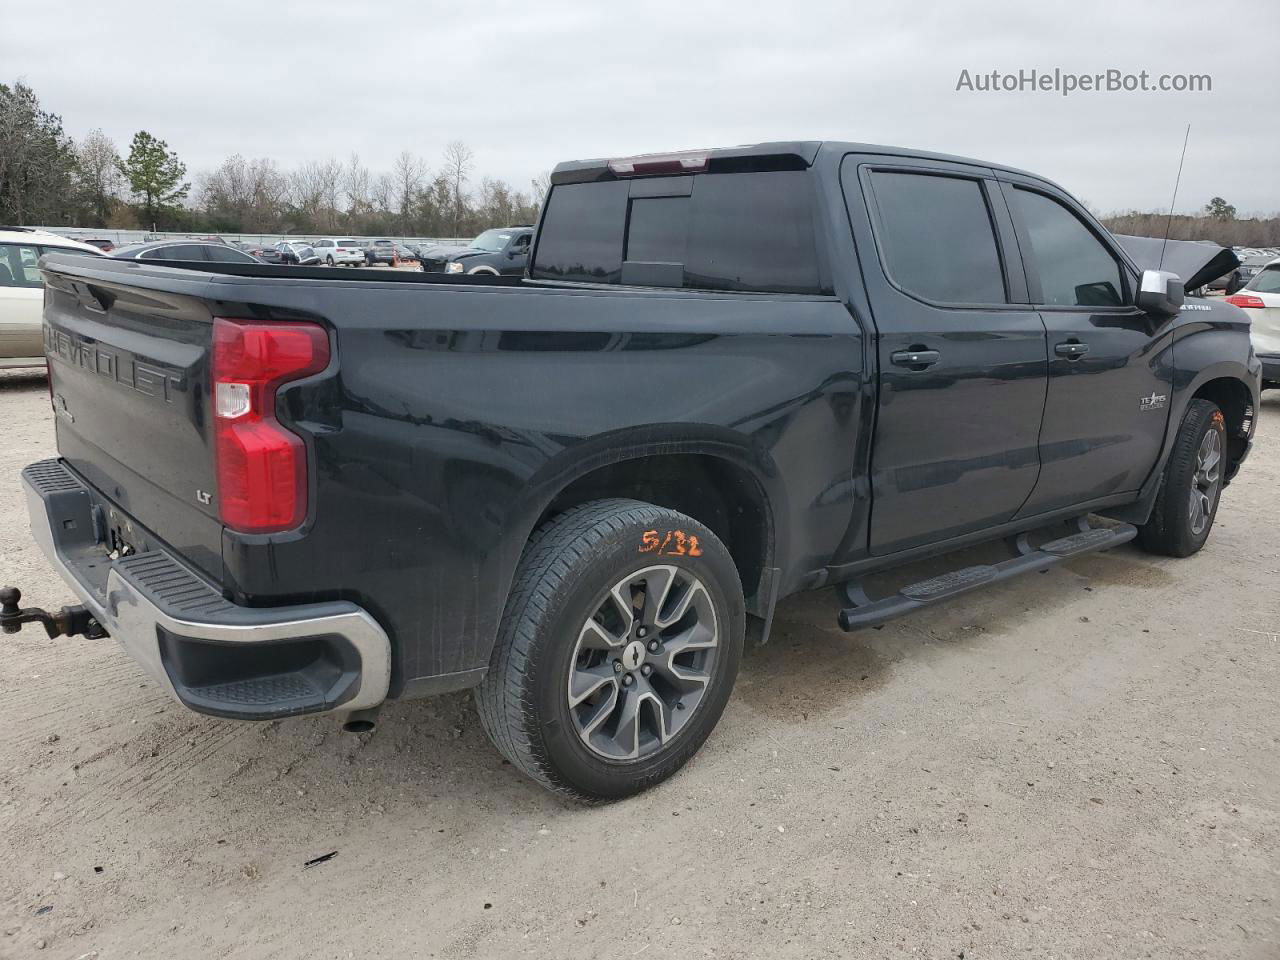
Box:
[441,140,473,236]
[530,170,551,208]
[74,129,124,226]
[368,172,392,211]
[289,161,329,231]
[343,153,371,228]
[198,154,288,231]
[391,150,425,236]
[316,157,344,231]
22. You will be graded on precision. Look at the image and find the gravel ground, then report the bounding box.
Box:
[0,369,1277,960]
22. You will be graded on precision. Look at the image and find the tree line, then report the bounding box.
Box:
[4,78,1280,245]
[1100,196,1280,249]
[0,80,544,238]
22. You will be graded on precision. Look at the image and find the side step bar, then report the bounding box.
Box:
[836,520,1137,631]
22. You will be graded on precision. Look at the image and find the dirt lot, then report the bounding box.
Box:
[0,370,1277,960]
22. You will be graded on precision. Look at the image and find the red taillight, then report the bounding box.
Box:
[608,150,709,177]
[212,318,329,534]
[1225,294,1265,309]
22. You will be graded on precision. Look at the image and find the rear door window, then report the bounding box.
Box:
[139,244,209,261]
[1010,187,1125,307]
[0,244,44,287]
[866,171,1007,305]
[531,171,823,293]
[1249,264,1280,294]
[206,245,256,263]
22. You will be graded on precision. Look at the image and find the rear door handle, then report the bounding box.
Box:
[890,349,940,368]
[1054,341,1090,359]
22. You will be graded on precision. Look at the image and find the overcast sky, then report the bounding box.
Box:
[4,0,1277,214]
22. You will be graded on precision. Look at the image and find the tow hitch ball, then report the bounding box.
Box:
[0,586,107,640]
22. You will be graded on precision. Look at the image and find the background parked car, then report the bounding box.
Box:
[79,238,115,253]
[1227,257,1280,388]
[276,241,319,265]
[1238,254,1273,285]
[110,240,262,263]
[422,226,533,275]
[1206,266,1245,295]
[248,243,285,264]
[364,239,396,265]
[394,243,417,264]
[312,238,365,266]
[0,227,104,369]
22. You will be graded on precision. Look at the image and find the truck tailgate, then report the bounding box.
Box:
[41,257,223,578]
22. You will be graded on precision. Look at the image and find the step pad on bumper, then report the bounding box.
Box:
[837,520,1137,631]
[188,674,325,708]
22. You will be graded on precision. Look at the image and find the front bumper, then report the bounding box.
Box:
[22,459,391,721]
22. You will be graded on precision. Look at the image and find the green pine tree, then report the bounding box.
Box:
[119,131,189,228]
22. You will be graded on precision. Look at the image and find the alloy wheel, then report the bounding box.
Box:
[567,565,719,762]
[1188,427,1222,536]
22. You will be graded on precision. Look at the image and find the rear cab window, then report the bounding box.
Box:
[531,170,827,294]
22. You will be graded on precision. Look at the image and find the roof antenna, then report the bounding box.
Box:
[1158,124,1191,271]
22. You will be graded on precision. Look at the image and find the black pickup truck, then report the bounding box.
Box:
[9,141,1260,802]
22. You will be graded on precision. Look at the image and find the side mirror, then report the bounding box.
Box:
[1136,269,1184,320]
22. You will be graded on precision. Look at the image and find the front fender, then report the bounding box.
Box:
[1138,309,1260,501]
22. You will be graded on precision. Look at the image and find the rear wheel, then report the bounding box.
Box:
[1138,398,1226,557]
[325,255,335,267]
[475,499,744,801]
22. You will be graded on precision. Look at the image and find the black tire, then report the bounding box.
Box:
[325,255,335,267]
[1138,399,1227,557]
[475,499,745,801]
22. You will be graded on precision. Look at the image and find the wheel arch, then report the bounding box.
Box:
[518,436,782,620]
[538,453,776,617]
[1187,371,1257,482]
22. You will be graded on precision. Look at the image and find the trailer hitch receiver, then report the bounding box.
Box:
[0,586,107,640]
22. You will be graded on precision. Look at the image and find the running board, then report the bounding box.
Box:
[836,521,1138,631]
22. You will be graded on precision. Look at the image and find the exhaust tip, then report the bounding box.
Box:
[341,707,380,734]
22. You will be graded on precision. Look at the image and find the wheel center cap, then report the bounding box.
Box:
[621,640,646,671]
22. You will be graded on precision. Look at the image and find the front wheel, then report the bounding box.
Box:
[1138,398,1227,557]
[475,499,744,801]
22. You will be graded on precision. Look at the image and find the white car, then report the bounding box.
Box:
[0,228,104,369]
[310,238,365,267]
[1227,256,1280,389]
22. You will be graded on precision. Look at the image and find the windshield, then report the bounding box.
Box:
[1248,264,1280,295]
[469,229,512,252]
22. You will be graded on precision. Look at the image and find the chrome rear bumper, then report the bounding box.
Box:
[22,459,391,720]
